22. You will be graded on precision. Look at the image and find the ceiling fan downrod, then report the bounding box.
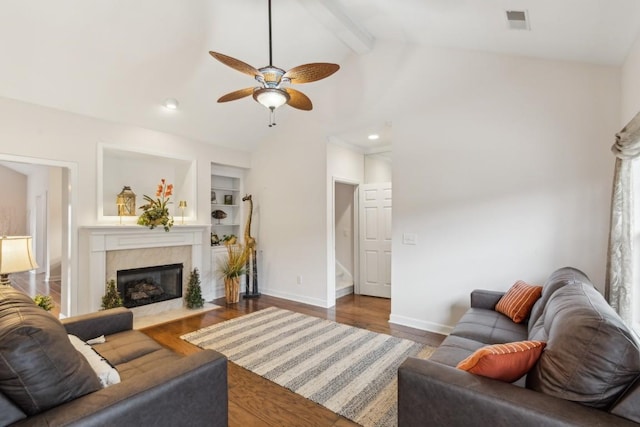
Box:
[268,0,273,67]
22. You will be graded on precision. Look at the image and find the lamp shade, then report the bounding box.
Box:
[0,236,38,274]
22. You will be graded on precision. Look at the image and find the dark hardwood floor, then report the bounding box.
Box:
[142,294,445,427]
[10,273,445,427]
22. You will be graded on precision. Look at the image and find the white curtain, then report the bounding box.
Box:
[606,112,640,324]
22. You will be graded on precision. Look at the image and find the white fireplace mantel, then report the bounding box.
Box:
[77,225,209,315]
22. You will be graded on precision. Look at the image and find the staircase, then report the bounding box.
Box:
[336,260,354,298]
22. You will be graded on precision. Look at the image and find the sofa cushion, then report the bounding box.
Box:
[92,329,165,366]
[528,267,591,333]
[429,334,487,367]
[527,282,640,409]
[457,340,546,382]
[495,280,542,323]
[0,287,101,415]
[115,348,183,380]
[450,308,528,345]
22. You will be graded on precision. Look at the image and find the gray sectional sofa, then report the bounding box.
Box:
[0,286,228,427]
[398,267,640,426]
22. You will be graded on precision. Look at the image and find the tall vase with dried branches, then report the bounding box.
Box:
[218,243,247,303]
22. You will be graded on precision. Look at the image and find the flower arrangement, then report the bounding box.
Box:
[137,179,175,231]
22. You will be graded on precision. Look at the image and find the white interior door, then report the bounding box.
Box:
[358,182,391,298]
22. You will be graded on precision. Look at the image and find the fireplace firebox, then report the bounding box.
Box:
[117,263,183,308]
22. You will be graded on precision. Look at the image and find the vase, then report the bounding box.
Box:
[224,276,240,303]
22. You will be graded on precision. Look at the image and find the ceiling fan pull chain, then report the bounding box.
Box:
[268,107,277,127]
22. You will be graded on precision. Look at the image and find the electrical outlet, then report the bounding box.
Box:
[403,233,417,245]
[297,275,303,285]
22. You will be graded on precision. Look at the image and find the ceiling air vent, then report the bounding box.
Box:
[506,10,530,31]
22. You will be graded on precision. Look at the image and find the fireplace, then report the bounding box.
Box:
[117,263,183,308]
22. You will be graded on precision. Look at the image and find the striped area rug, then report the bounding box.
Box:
[180,306,434,427]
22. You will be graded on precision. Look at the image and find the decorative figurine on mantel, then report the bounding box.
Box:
[242,194,260,298]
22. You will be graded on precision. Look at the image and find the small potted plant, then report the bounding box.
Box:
[102,279,124,310]
[185,268,205,309]
[218,244,247,303]
[33,294,54,311]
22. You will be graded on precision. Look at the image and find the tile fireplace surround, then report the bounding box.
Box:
[78,225,208,316]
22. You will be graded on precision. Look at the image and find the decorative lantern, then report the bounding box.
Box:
[116,186,136,216]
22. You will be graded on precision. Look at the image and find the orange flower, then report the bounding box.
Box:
[165,184,173,197]
[156,185,163,197]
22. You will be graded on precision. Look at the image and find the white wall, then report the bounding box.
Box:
[48,167,62,267]
[387,45,620,333]
[246,117,330,306]
[364,154,392,184]
[0,96,251,314]
[0,165,27,234]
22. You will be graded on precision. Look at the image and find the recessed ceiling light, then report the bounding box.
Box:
[368,134,380,140]
[163,98,179,110]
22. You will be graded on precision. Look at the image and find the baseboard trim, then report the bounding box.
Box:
[261,289,331,308]
[207,286,330,308]
[336,285,354,299]
[389,313,453,336]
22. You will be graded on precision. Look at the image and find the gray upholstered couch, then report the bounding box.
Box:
[0,286,227,427]
[398,267,640,426]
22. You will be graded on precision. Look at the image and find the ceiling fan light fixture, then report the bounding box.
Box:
[253,88,290,110]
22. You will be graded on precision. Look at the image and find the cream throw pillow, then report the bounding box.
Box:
[68,335,121,388]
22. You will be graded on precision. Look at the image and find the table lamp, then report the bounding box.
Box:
[0,236,39,286]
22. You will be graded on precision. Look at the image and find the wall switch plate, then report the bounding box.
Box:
[403,233,417,245]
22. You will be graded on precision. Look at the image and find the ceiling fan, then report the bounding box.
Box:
[209,0,340,127]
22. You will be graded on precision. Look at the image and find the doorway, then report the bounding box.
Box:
[0,154,77,317]
[334,182,357,298]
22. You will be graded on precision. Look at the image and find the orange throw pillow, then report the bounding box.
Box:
[495,280,542,323]
[457,340,546,382]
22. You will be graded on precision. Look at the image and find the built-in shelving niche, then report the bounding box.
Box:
[98,145,197,224]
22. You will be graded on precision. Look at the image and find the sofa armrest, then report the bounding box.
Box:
[470,289,504,310]
[398,357,637,427]
[62,307,133,341]
[14,349,227,427]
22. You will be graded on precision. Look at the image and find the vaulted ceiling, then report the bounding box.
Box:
[0,0,639,152]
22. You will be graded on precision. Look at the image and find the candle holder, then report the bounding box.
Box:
[179,200,187,224]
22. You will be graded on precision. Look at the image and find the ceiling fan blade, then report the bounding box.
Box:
[284,88,313,111]
[217,87,255,103]
[209,51,262,78]
[283,63,340,84]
